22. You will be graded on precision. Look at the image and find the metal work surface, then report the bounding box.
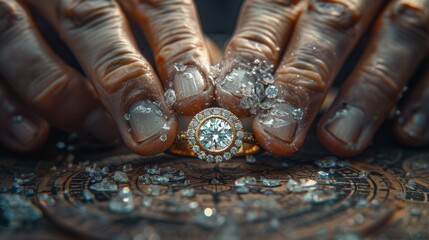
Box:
[0,134,428,240]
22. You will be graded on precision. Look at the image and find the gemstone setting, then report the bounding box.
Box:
[187,108,243,163]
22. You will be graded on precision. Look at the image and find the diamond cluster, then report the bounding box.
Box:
[187,108,244,163]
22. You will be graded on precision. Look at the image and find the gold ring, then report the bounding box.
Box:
[168,107,261,163]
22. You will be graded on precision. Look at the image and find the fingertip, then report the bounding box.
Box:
[394,112,429,147]
[317,112,369,157]
[1,115,50,152]
[252,112,303,156]
[117,100,178,156]
[172,65,214,115]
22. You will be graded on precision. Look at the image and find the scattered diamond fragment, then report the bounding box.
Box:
[164,88,176,107]
[286,179,317,192]
[318,171,329,179]
[302,190,337,204]
[147,185,160,196]
[246,155,256,164]
[0,194,42,228]
[180,188,195,197]
[358,172,368,179]
[315,156,337,168]
[122,163,133,172]
[89,179,118,192]
[108,187,134,213]
[265,85,278,98]
[262,179,281,187]
[113,171,130,183]
[81,189,94,202]
[150,175,169,185]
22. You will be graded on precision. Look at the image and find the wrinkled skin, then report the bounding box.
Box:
[0,0,428,157]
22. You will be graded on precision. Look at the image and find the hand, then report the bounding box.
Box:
[215,0,429,157]
[0,0,215,154]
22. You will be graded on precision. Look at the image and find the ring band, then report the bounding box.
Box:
[168,107,261,163]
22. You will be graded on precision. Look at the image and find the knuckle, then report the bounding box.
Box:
[230,31,279,62]
[0,0,25,34]
[61,0,119,30]
[278,53,329,93]
[389,0,429,34]
[100,59,153,93]
[309,0,362,29]
[359,65,401,102]
[29,70,71,110]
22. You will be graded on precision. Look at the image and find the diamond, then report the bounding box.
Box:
[206,155,214,163]
[215,155,223,163]
[223,152,232,160]
[198,117,233,151]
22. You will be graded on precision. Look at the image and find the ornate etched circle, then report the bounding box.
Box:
[187,108,243,163]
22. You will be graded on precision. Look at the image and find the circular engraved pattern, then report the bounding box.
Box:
[187,108,243,163]
[34,153,403,239]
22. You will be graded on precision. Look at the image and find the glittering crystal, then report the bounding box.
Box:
[230,147,238,155]
[286,179,317,192]
[198,152,206,160]
[0,194,42,228]
[14,173,35,185]
[406,180,418,190]
[164,89,176,107]
[292,108,304,120]
[240,81,255,97]
[122,163,133,172]
[358,172,368,179]
[246,155,256,163]
[206,155,214,163]
[262,179,281,187]
[81,189,94,201]
[302,190,337,203]
[215,155,223,163]
[150,175,169,185]
[315,156,337,168]
[235,140,243,147]
[113,171,129,183]
[198,117,233,151]
[123,113,131,121]
[356,199,369,208]
[174,63,187,72]
[180,188,195,197]
[108,187,134,213]
[147,166,160,175]
[265,85,278,98]
[142,197,152,208]
[223,152,232,160]
[236,186,249,193]
[101,167,109,175]
[90,179,118,192]
[244,177,257,185]
[159,134,167,142]
[318,171,329,179]
[138,174,151,184]
[260,116,290,128]
[210,178,221,184]
[410,208,421,216]
[147,185,160,196]
[235,177,246,187]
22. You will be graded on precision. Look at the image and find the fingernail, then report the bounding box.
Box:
[84,108,120,143]
[402,111,427,140]
[325,105,367,145]
[128,101,168,143]
[8,115,38,145]
[221,68,255,97]
[258,103,299,142]
[173,66,205,101]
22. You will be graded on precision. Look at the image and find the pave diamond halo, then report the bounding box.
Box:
[187,108,244,163]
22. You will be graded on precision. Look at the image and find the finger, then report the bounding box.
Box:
[0,81,49,151]
[253,0,384,155]
[121,0,214,115]
[25,0,177,155]
[318,0,429,156]
[0,0,118,143]
[395,59,429,146]
[215,0,305,117]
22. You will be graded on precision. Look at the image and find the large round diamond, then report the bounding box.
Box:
[198,117,233,151]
